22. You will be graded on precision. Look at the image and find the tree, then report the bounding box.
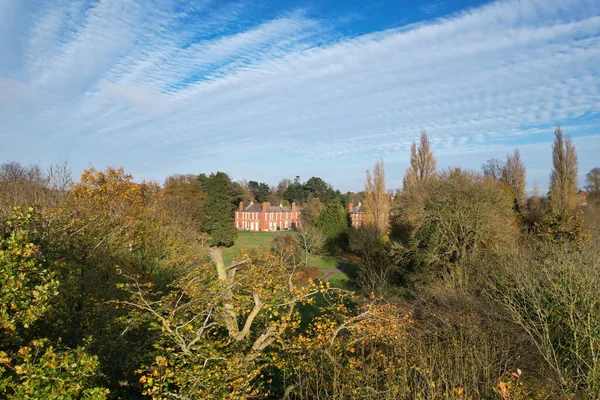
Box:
[304,177,339,204]
[296,224,325,266]
[502,149,526,210]
[284,181,305,204]
[0,208,108,399]
[403,131,436,189]
[363,159,390,236]
[549,126,578,212]
[118,247,352,399]
[276,178,292,201]
[162,174,205,231]
[585,168,600,195]
[248,181,270,203]
[349,226,394,294]
[316,200,350,255]
[398,169,518,284]
[482,158,505,182]
[301,197,324,226]
[199,172,237,247]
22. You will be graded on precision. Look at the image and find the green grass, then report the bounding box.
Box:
[327,272,353,290]
[222,230,292,265]
[306,254,339,270]
[222,230,358,290]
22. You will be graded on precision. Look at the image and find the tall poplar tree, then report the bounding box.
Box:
[363,159,390,235]
[403,131,436,189]
[502,149,526,209]
[549,126,578,212]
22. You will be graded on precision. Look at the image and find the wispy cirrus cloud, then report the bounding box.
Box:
[1,0,599,191]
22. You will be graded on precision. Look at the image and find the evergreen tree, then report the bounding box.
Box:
[549,126,578,212]
[199,172,237,247]
[284,181,305,204]
[316,199,349,255]
[248,181,270,203]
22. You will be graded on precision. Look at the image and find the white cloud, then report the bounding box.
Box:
[0,0,599,191]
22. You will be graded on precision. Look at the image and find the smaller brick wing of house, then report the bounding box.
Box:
[235,201,300,231]
[348,202,364,229]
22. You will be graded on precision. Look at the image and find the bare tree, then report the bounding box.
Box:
[364,159,390,235]
[297,224,325,266]
[403,131,436,189]
[482,158,505,181]
[549,126,578,212]
[585,168,600,194]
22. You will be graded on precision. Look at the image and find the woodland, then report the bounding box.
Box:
[2,127,600,399]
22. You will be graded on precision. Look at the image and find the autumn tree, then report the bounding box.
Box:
[162,174,205,231]
[549,126,578,212]
[199,172,237,247]
[403,131,436,189]
[0,208,108,398]
[502,149,527,209]
[316,199,350,255]
[301,197,324,226]
[119,247,353,399]
[585,168,600,200]
[363,159,390,236]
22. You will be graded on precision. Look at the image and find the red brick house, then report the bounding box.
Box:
[348,202,364,229]
[235,201,300,231]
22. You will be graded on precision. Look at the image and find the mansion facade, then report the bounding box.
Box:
[348,202,364,229]
[235,201,300,232]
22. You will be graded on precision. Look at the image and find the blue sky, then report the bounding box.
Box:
[1,0,599,193]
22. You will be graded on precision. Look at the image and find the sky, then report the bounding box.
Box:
[1,0,599,193]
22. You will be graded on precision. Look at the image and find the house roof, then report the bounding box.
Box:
[243,202,296,212]
[350,202,363,213]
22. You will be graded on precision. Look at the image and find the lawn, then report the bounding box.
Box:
[222,230,291,265]
[222,230,357,287]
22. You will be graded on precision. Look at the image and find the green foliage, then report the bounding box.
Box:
[533,210,589,246]
[199,171,238,247]
[396,169,518,283]
[0,339,108,399]
[283,176,345,205]
[0,207,108,398]
[0,208,59,336]
[248,180,270,203]
[316,200,350,255]
[350,226,395,294]
[284,181,305,204]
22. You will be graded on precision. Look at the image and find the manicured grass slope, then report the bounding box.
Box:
[222,230,290,265]
[222,231,356,286]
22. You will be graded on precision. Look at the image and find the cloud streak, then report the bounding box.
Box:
[1,0,599,191]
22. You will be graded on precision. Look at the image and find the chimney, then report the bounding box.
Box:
[348,203,353,212]
[262,202,268,212]
[291,202,296,211]
[239,201,244,212]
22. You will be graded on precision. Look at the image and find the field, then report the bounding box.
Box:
[222,230,356,288]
